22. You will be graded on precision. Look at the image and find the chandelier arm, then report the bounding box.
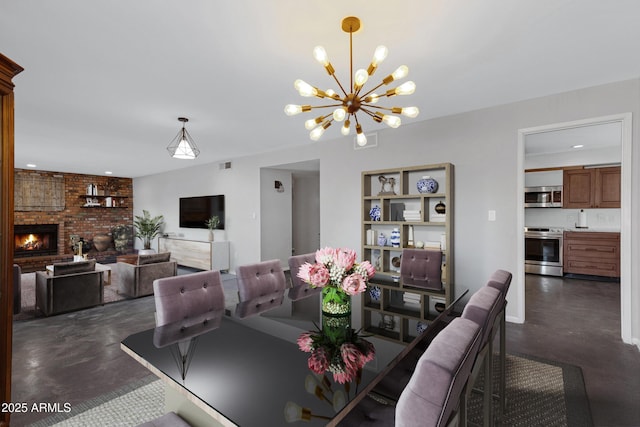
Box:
[331,74,349,97]
[361,104,393,112]
[360,82,386,99]
[359,107,378,119]
[308,103,346,110]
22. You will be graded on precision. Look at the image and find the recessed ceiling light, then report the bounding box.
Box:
[105,171,113,175]
[26,163,37,168]
[572,144,584,149]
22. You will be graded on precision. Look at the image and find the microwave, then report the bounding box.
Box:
[524,186,563,208]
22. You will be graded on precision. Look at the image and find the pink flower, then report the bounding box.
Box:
[297,332,314,352]
[308,347,329,374]
[309,264,330,288]
[335,248,357,271]
[341,273,367,296]
[297,262,313,282]
[341,343,362,371]
[315,247,337,264]
[359,340,376,364]
[357,260,376,279]
[332,365,357,384]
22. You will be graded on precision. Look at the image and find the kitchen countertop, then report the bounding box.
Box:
[564,227,621,233]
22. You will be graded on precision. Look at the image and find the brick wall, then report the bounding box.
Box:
[14,169,134,271]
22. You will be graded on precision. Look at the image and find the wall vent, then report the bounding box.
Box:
[219,161,232,170]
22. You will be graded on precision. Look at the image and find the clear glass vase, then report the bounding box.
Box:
[321,286,351,318]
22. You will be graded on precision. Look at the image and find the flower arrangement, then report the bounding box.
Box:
[298,247,376,293]
[296,247,377,383]
[297,326,375,384]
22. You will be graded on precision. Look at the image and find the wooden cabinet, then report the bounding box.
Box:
[361,163,453,344]
[158,237,230,271]
[563,166,620,209]
[563,231,620,278]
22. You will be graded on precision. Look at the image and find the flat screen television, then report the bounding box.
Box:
[179,195,225,229]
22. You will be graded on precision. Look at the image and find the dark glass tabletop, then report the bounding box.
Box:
[122,312,379,426]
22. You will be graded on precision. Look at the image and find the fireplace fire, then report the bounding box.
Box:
[14,224,59,257]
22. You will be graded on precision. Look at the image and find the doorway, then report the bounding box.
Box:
[516,113,633,343]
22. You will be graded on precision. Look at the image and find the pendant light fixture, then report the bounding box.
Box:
[167,117,200,160]
[285,16,419,146]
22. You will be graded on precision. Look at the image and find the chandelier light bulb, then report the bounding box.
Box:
[305,116,323,130]
[400,106,419,118]
[313,46,329,65]
[372,45,388,66]
[392,65,409,81]
[393,81,416,96]
[284,104,311,116]
[294,79,317,97]
[332,108,346,122]
[354,69,369,89]
[382,114,401,128]
[309,126,326,141]
[341,119,351,135]
[173,138,196,159]
[364,93,380,104]
[356,124,367,146]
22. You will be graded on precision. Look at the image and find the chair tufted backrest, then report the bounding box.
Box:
[461,286,502,348]
[287,252,322,301]
[400,249,443,290]
[236,259,287,302]
[396,317,482,427]
[153,270,225,327]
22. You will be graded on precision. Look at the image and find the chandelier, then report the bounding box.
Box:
[166,117,200,160]
[285,16,418,146]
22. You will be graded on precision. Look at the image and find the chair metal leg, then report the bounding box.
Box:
[483,340,493,427]
[498,309,506,416]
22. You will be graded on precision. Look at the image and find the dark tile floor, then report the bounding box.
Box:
[9,274,640,426]
[506,274,640,426]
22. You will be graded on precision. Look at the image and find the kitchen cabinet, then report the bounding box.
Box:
[361,163,453,344]
[563,166,620,209]
[563,231,620,278]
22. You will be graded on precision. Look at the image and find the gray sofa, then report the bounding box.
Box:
[116,252,177,298]
[35,260,104,316]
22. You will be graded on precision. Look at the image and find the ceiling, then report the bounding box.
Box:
[2,0,640,178]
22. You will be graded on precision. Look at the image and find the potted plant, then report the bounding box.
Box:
[205,215,220,241]
[134,210,164,254]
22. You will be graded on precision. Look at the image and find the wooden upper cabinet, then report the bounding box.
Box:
[563,166,620,209]
[595,166,622,208]
[563,169,594,208]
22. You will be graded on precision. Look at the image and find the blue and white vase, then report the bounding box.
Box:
[369,204,381,221]
[417,321,428,334]
[417,176,438,194]
[377,233,387,246]
[369,286,381,302]
[390,228,401,247]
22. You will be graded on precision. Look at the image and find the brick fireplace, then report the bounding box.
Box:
[14,169,134,272]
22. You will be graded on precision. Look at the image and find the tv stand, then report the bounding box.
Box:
[158,237,230,271]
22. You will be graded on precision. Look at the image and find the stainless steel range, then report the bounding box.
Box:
[524,227,564,276]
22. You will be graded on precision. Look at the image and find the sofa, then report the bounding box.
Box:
[116,252,177,298]
[35,260,104,316]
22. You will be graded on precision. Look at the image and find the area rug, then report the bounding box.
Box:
[14,271,127,321]
[30,353,591,426]
[29,375,163,427]
[467,353,593,427]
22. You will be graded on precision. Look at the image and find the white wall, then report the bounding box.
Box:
[133,78,640,342]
